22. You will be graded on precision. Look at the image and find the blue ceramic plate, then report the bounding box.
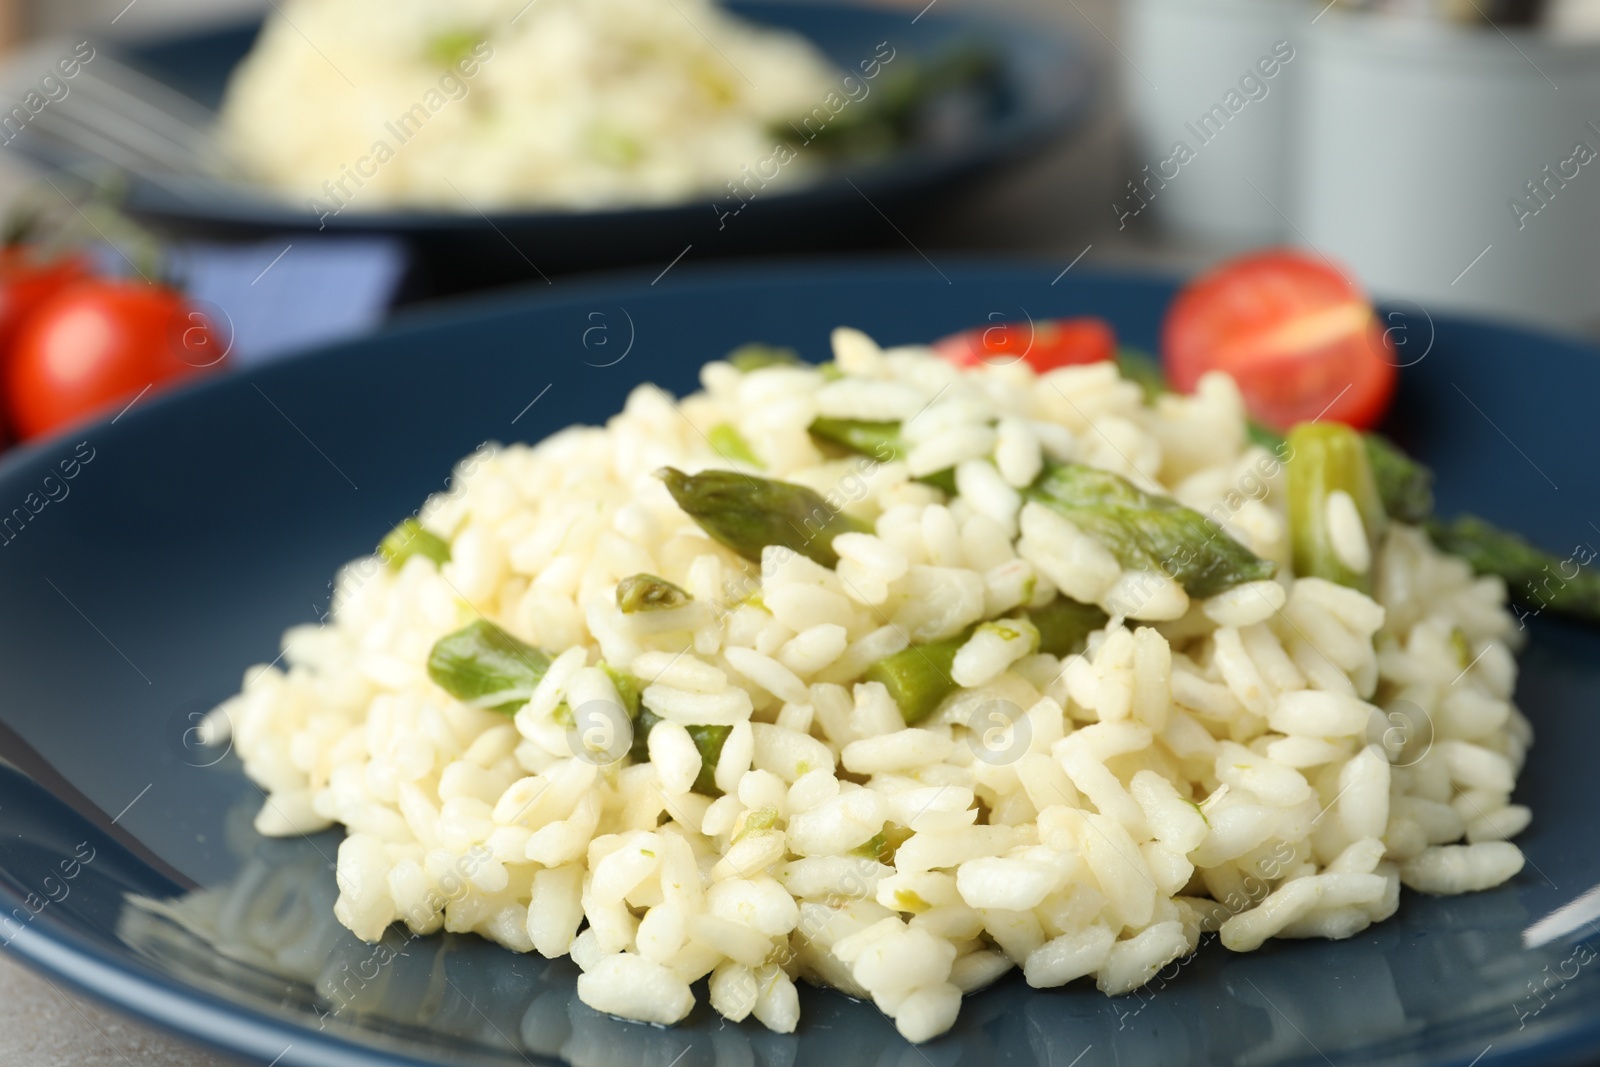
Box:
[0,261,1597,1067]
[81,3,1092,287]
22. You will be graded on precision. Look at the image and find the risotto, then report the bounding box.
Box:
[218,0,839,212]
[212,329,1530,1043]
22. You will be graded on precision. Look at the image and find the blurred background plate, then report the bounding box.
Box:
[0,260,1597,1067]
[33,2,1096,293]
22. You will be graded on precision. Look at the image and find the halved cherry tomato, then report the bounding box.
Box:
[1161,249,1397,432]
[934,316,1116,372]
[5,279,223,440]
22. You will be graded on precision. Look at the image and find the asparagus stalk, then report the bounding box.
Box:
[1363,432,1434,524]
[1426,516,1600,623]
[853,826,913,864]
[616,573,692,614]
[628,709,730,796]
[808,417,902,459]
[1286,422,1386,594]
[427,620,550,713]
[1026,463,1276,599]
[814,413,1275,599]
[864,629,968,725]
[1115,342,1434,527]
[1029,596,1110,656]
[658,467,869,569]
[1247,421,1287,452]
[1281,429,1595,622]
[1194,413,1592,623]
[808,417,958,495]
[708,423,762,468]
[378,518,450,571]
[602,664,643,716]
[1248,422,1434,525]
[726,343,802,373]
[785,42,1000,158]
[866,597,1107,723]
[1115,347,1167,403]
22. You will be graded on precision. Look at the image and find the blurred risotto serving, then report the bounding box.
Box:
[211,319,1532,1043]
[217,0,844,211]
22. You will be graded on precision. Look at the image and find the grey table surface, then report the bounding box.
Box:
[0,0,1200,1064]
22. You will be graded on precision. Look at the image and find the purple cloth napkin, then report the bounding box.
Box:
[157,237,407,367]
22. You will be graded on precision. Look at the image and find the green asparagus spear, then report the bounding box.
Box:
[787,42,999,157]
[921,468,961,497]
[1190,415,1599,622]
[865,597,1102,723]
[726,344,802,373]
[427,620,550,713]
[808,417,902,459]
[378,518,451,571]
[1032,354,1577,618]
[686,724,732,795]
[852,825,913,864]
[1026,463,1275,599]
[658,467,869,569]
[864,598,1100,729]
[628,709,731,796]
[426,29,481,68]
[736,806,780,839]
[708,423,762,468]
[616,573,692,614]
[1286,422,1386,594]
[1029,596,1110,656]
[1363,433,1434,524]
[1300,431,1600,621]
[1426,515,1600,623]
[1247,421,1287,452]
[1115,348,1167,403]
[601,663,643,716]
[628,708,656,763]
[1245,422,1434,525]
[865,628,969,724]
[807,417,959,495]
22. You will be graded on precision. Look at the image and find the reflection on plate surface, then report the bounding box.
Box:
[105,790,1580,1067]
[0,262,1599,1067]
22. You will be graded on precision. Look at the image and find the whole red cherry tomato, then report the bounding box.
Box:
[0,246,91,358]
[6,279,224,440]
[0,246,92,442]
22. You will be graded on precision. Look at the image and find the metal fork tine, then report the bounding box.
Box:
[39,95,215,165]
[0,38,230,180]
[33,103,220,177]
[61,73,219,155]
[7,112,176,181]
[22,108,182,178]
[68,64,218,140]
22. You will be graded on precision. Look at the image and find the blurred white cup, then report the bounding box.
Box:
[1122,0,1302,245]
[1293,16,1600,331]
